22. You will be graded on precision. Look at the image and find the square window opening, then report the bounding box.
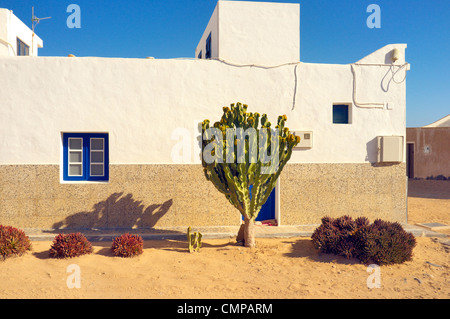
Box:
[333,104,351,124]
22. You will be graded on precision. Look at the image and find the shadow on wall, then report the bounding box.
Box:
[51,192,173,230]
[366,137,399,167]
[365,137,378,164]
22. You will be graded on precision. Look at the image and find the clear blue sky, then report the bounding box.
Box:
[1,0,449,127]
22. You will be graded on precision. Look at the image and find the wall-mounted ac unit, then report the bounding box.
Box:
[377,136,403,163]
[292,131,313,148]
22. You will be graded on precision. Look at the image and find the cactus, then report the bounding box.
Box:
[187,226,202,253]
[201,103,300,247]
[197,232,202,251]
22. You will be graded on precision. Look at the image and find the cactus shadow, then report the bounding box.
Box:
[47,192,174,232]
[150,238,236,254]
[150,239,189,253]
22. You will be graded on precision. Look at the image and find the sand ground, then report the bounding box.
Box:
[0,180,449,299]
[407,180,450,235]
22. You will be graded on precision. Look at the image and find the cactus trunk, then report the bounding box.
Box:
[243,216,256,248]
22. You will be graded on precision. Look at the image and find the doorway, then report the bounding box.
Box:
[256,188,276,221]
[243,185,276,222]
[406,143,415,178]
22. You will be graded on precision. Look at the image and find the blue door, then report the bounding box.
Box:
[243,185,276,221]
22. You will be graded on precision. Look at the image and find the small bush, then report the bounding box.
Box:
[311,215,369,259]
[0,225,32,259]
[312,216,416,265]
[49,233,93,258]
[353,219,417,265]
[111,233,143,257]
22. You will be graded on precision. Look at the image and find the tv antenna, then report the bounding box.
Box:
[31,7,51,55]
[31,6,51,33]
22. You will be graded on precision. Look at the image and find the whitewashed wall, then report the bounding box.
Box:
[195,0,300,65]
[0,8,43,56]
[0,44,406,166]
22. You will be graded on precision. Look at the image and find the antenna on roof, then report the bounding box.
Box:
[31,6,51,56]
[31,6,51,33]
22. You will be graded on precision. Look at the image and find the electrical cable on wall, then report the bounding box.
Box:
[212,58,301,111]
[292,63,298,111]
[159,57,301,111]
[213,57,300,70]
[350,62,409,109]
[155,55,409,113]
[186,57,303,111]
[391,63,408,84]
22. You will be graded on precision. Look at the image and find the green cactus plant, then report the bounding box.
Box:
[201,102,300,247]
[187,226,202,253]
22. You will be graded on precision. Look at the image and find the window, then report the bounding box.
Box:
[63,133,109,181]
[17,38,29,56]
[333,104,350,124]
[198,50,202,59]
[205,33,211,59]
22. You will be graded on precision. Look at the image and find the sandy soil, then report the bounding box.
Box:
[407,180,450,235]
[0,180,448,299]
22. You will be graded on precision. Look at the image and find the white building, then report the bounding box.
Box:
[0,1,409,231]
[195,1,299,65]
[0,8,43,56]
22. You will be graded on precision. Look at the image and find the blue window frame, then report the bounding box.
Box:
[62,133,109,181]
[198,50,202,59]
[205,33,211,59]
[17,38,29,56]
[333,104,350,124]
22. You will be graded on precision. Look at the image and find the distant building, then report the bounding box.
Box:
[0,8,43,56]
[406,114,450,179]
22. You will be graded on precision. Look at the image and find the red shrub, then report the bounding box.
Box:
[49,233,93,258]
[312,216,417,265]
[111,233,143,257]
[353,219,417,265]
[311,216,369,259]
[0,225,32,259]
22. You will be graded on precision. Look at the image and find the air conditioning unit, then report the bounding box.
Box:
[291,131,313,148]
[377,136,403,163]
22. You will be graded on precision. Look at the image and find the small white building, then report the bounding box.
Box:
[195,0,299,65]
[0,8,43,56]
[0,1,409,231]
